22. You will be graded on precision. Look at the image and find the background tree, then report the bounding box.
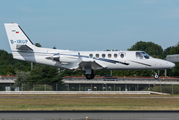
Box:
[27,65,63,84]
[14,71,30,86]
[161,46,174,59]
[162,42,179,76]
[13,71,31,90]
[35,43,42,47]
[128,41,163,57]
[0,50,30,75]
[0,40,177,77]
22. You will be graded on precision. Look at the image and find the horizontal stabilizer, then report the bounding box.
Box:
[16,44,33,51]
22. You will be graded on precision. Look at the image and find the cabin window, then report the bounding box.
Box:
[96,54,99,58]
[108,54,111,58]
[120,53,124,58]
[114,54,117,58]
[102,54,105,58]
[89,54,93,58]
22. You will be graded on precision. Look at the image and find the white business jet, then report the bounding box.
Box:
[4,23,175,79]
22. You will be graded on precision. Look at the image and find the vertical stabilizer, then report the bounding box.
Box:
[4,23,34,52]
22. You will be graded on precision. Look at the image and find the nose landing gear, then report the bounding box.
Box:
[154,72,159,79]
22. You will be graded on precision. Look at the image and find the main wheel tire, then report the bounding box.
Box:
[86,74,95,80]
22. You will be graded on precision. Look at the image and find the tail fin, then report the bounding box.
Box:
[4,23,34,51]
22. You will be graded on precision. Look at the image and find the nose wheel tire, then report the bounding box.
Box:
[154,73,159,79]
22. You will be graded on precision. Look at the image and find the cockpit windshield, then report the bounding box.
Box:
[136,52,150,59]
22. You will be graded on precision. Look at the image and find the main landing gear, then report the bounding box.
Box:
[85,70,95,80]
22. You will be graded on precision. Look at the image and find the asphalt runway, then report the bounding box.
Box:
[0,111,179,120]
[1,96,179,99]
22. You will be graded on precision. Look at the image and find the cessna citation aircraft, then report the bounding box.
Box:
[4,23,175,79]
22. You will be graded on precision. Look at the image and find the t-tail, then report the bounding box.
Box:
[4,23,38,61]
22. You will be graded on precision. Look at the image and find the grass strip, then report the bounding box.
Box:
[0,94,179,110]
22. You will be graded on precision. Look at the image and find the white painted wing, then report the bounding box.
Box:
[79,61,104,70]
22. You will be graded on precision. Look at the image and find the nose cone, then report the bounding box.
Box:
[167,61,175,69]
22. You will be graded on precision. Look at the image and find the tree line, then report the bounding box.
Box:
[0,41,179,80]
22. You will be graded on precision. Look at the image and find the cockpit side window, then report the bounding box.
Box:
[136,52,143,59]
[136,52,150,59]
[142,52,150,59]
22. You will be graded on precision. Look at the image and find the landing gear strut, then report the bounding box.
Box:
[85,70,95,80]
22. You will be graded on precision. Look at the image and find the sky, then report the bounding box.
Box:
[0,0,179,53]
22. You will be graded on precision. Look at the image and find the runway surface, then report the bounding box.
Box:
[0,96,179,99]
[0,111,179,120]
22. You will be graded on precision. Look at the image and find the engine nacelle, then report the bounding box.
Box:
[47,52,80,63]
[59,55,79,63]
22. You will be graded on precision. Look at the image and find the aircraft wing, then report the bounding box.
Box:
[78,61,105,70]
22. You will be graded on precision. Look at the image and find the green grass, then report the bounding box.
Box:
[0,94,179,110]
